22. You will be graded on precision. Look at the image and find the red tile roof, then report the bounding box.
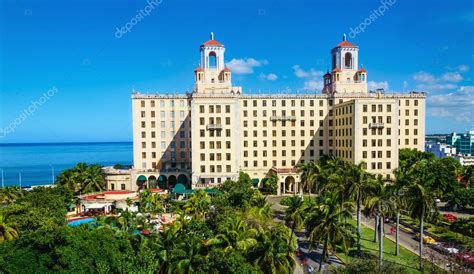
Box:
[335,41,358,48]
[332,68,342,73]
[194,67,203,72]
[223,67,231,72]
[202,39,223,46]
[357,67,367,72]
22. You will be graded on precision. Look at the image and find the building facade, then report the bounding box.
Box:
[131,34,426,194]
[425,141,456,159]
[446,130,474,155]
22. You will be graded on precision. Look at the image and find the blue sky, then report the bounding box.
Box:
[0,0,473,143]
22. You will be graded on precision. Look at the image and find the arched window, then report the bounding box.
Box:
[209,51,217,68]
[344,52,352,69]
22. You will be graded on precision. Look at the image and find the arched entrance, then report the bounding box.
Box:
[168,175,177,189]
[177,174,189,188]
[285,176,295,193]
[157,175,167,189]
[136,175,147,190]
[148,176,157,188]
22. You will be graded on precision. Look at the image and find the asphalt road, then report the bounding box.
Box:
[267,195,468,273]
[267,195,344,273]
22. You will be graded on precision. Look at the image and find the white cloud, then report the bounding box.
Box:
[292,65,324,91]
[442,72,463,82]
[304,80,323,91]
[413,71,436,83]
[368,81,389,91]
[427,88,474,123]
[226,58,268,74]
[416,83,458,91]
[292,65,324,78]
[457,65,470,72]
[403,81,409,90]
[259,73,278,81]
[458,86,474,92]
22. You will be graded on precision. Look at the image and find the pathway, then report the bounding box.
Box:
[267,196,344,273]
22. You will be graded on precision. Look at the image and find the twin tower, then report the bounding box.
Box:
[193,33,368,95]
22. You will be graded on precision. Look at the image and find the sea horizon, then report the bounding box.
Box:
[0,142,133,187]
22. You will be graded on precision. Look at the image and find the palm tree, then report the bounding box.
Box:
[251,224,295,273]
[305,194,355,272]
[365,175,397,269]
[404,160,437,270]
[0,186,25,204]
[0,212,19,243]
[183,190,211,220]
[343,161,373,257]
[284,195,306,256]
[390,169,410,256]
[248,194,274,220]
[298,161,322,197]
[209,217,258,253]
[81,164,106,193]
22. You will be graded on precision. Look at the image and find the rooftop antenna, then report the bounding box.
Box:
[210,32,215,40]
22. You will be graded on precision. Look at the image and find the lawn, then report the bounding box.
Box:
[336,220,425,274]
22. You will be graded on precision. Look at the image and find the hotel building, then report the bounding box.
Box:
[128,34,426,195]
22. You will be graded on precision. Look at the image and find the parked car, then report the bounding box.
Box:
[455,252,474,269]
[415,233,436,244]
[432,243,459,255]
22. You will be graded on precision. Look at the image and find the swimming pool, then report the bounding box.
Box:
[68,217,95,227]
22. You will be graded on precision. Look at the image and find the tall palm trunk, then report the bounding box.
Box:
[356,193,361,257]
[374,215,379,242]
[379,213,383,270]
[396,212,400,256]
[419,209,424,270]
[319,238,328,272]
[288,220,296,256]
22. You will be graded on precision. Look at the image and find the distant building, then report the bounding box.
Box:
[453,155,474,166]
[446,130,474,155]
[425,141,456,158]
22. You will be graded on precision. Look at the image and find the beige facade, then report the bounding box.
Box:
[130,34,426,194]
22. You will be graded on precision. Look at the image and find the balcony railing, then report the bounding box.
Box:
[369,123,385,129]
[206,124,223,130]
[270,116,297,121]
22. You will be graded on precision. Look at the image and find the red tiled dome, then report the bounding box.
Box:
[335,40,358,48]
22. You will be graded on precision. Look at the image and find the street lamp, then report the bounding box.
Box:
[50,165,55,185]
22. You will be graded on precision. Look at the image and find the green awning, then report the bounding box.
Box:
[137,175,147,181]
[251,178,259,187]
[172,183,194,194]
[204,188,220,194]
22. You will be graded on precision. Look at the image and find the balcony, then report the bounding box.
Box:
[369,123,385,129]
[270,116,297,121]
[206,124,223,130]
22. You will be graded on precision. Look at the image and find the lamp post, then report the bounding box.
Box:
[1,169,4,188]
[50,165,55,185]
[19,172,22,188]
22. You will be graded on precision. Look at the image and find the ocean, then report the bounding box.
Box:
[0,142,133,187]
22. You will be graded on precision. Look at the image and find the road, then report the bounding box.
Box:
[360,215,455,271]
[267,195,465,273]
[267,195,344,273]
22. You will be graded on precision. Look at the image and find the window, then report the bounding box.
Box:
[344,52,352,69]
